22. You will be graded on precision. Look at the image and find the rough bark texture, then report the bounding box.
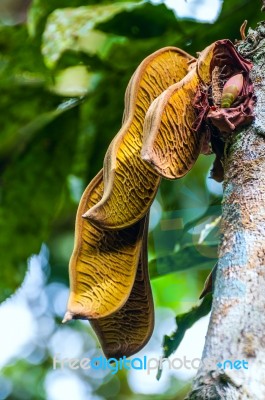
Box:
[186,22,265,400]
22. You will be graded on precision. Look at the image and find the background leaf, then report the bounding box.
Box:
[157,294,213,380]
[42,2,143,68]
[0,105,79,302]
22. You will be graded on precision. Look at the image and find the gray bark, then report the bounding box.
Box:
[186,22,265,400]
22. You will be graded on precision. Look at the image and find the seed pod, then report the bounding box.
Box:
[83,47,195,230]
[221,73,244,108]
[141,43,215,180]
[63,170,147,321]
[90,213,154,359]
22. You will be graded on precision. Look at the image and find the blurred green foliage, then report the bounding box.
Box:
[157,294,212,380]
[0,0,263,398]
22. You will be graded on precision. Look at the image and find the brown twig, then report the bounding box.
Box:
[240,20,248,40]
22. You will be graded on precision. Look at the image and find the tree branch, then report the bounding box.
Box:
[186,23,265,400]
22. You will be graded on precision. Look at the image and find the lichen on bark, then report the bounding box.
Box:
[186,21,265,400]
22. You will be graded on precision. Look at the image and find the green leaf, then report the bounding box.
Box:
[0,85,82,159]
[28,0,93,39]
[149,203,220,279]
[149,243,217,279]
[96,2,180,38]
[157,294,212,380]
[0,105,79,302]
[0,24,48,81]
[50,66,101,97]
[181,202,222,237]
[0,23,86,301]
[41,2,143,68]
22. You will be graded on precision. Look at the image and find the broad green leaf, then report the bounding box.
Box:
[157,294,212,380]
[50,66,101,97]
[149,204,219,279]
[198,215,221,244]
[181,202,222,237]
[0,106,79,302]
[28,0,94,38]
[41,2,143,68]
[156,154,217,215]
[0,33,83,161]
[0,25,47,80]
[83,47,195,229]
[0,92,81,160]
[96,2,181,39]
[0,25,53,159]
[0,24,84,301]
[149,244,217,279]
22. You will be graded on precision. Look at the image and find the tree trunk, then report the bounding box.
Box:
[186,22,265,400]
